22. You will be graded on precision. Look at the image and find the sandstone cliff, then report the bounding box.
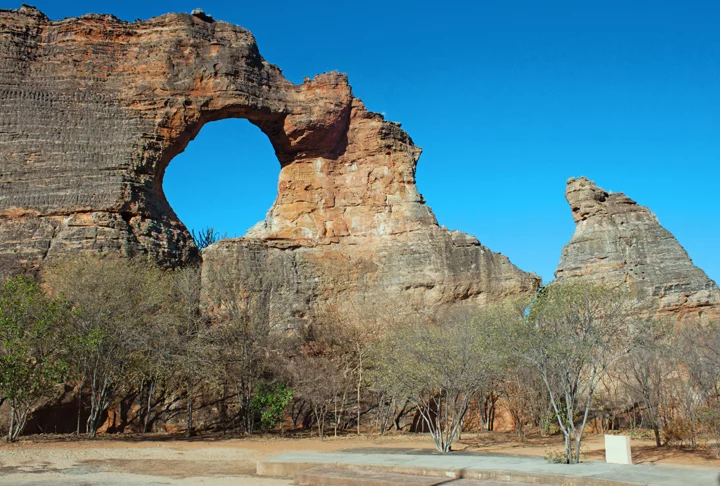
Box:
[0,6,540,325]
[556,177,720,320]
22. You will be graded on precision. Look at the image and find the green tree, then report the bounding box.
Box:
[511,282,634,464]
[0,275,69,441]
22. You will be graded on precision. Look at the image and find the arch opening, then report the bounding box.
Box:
[162,118,280,244]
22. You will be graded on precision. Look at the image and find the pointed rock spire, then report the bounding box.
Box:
[556,177,720,320]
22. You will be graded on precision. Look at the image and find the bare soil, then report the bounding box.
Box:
[0,431,717,484]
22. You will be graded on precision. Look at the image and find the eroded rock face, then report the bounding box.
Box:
[203,230,541,330]
[556,177,720,320]
[0,6,540,323]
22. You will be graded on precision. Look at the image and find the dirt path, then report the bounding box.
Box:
[0,432,717,484]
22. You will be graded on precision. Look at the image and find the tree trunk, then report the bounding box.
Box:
[314,404,325,440]
[292,400,306,429]
[86,371,109,438]
[394,401,409,431]
[76,385,83,435]
[563,433,572,464]
[186,383,194,438]
[8,402,15,442]
[144,378,156,433]
[333,397,338,437]
[574,435,582,464]
[10,404,30,442]
[86,387,107,438]
[219,382,228,432]
[488,397,496,431]
[357,351,362,435]
[87,404,102,438]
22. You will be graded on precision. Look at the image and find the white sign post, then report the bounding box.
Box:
[604,435,633,465]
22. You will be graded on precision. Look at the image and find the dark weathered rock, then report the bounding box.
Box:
[0,6,540,324]
[556,177,720,320]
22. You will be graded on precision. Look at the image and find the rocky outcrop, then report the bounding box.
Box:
[556,177,720,320]
[203,229,540,331]
[0,6,540,324]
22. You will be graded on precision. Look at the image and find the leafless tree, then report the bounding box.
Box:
[500,362,549,441]
[306,295,394,435]
[290,353,349,439]
[617,318,675,446]
[201,262,284,434]
[666,321,720,449]
[165,265,212,437]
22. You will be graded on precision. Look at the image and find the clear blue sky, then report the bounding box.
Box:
[26,1,720,284]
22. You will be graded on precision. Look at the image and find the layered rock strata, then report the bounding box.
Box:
[556,177,720,320]
[0,6,540,325]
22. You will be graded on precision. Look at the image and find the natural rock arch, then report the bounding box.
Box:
[0,6,435,264]
[0,6,540,327]
[162,118,280,239]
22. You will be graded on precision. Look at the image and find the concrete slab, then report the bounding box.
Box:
[450,481,540,486]
[295,467,447,486]
[294,467,545,486]
[257,450,720,486]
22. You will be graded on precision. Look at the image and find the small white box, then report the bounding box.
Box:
[604,434,633,465]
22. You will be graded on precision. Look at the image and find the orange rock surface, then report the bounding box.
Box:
[0,6,540,326]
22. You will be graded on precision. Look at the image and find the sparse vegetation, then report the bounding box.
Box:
[191,226,227,251]
[0,262,717,464]
[371,309,503,452]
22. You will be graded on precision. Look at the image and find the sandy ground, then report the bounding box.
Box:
[0,432,718,484]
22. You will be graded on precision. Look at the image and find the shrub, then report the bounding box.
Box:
[250,382,293,431]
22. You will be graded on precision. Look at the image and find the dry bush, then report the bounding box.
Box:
[370,307,503,452]
[43,255,175,437]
